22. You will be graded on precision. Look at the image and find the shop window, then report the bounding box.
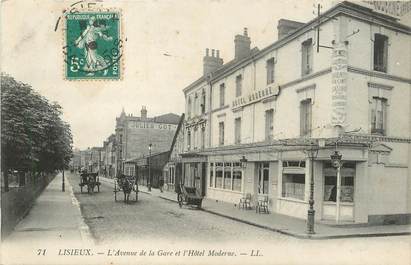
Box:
[283,160,306,168]
[218,122,225,146]
[219,83,225,107]
[223,162,232,189]
[266,58,275,84]
[234,118,241,144]
[210,162,242,191]
[232,162,242,192]
[236,75,242,97]
[209,163,214,187]
[300,99,312,137]
[301,38,313,76]
[371,97,387,135]
[373,34,388,73]
[265,109,274,140]
[258,163,269,194]
[282,173,305,200]
[215,162,223,188]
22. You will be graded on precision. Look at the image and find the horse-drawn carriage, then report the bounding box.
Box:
[79,172,101,194]
[177,184,203,208]
[114,174,138,203]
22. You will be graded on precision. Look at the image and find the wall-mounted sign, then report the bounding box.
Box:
[331,42,348,127]
[128,121,177,130]
[232,85,280,109]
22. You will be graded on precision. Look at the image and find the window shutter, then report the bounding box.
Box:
[383,37,388,72]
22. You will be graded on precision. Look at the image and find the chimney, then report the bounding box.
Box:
[234,27,251,60]
[141,106,147,120]
[203,48,224,76]
[277,19,304,40]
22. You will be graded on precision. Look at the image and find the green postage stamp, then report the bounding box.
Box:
[64,11,123,80]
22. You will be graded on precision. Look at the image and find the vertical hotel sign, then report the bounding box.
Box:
[331,43,348,126]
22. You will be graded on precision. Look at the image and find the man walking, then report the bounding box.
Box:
[159,177,164,193]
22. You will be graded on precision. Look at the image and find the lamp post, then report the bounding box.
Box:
[305,143,319,234]
[240,155,248,193]
[330,150,343,223]
[148,143,152,191]
[62,165,65,192]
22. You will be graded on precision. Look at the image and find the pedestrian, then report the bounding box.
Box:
[159,177,164,193]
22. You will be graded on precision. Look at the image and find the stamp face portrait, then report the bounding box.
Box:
[64,11,122,80]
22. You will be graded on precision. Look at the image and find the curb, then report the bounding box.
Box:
[159,196,178,203]
[154,195,411,240]
[66,177,95,245]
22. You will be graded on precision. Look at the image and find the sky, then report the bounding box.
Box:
[1,0,334,149]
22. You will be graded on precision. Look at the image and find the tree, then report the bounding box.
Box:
[1,73,73,190]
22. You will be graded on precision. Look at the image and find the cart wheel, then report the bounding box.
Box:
[177,194,183,208]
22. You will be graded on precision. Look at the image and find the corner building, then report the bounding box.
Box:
[181,1,411,225]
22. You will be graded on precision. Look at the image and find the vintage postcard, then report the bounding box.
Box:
[1,0,410,265]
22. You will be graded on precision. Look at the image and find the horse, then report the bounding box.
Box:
[118,175,136,203]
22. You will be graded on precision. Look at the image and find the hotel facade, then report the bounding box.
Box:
[181,1,411,225]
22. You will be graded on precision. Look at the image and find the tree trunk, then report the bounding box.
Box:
[4,170,9,192]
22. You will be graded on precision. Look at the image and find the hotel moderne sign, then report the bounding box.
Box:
[232,85,280,109]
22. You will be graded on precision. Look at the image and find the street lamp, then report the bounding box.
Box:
[330,150,343,223]
[148,143,152,191]
[305,143,319,234]
[240,155,248,169]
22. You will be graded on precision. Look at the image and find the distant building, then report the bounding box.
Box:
[114,106,180,177]
[102,134,116,178]
[71,148,82,171]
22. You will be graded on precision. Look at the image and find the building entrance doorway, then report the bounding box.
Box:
[322,162,355,222]
[257,162,269,195]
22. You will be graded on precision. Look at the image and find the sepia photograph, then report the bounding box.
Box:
[1,0,410,264]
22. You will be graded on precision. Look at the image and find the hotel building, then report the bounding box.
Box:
[181,1,411,224]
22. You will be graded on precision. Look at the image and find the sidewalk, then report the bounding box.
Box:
[113,177,411,240]
[3,173,94,245]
